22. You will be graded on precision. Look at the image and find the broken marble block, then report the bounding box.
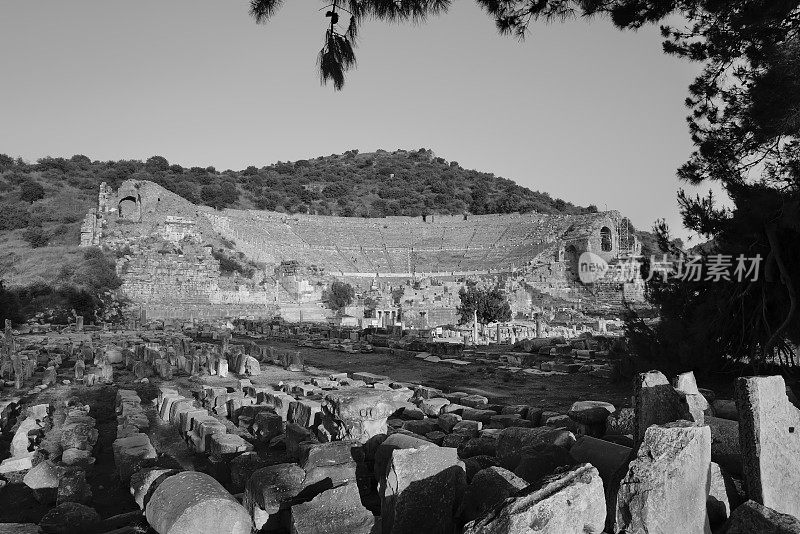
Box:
[112,433,157,484]
[146,471,252,534]
[633,370,694,447]
[615,421,711,534]
[736,375,800,519]
[130,467,180,510]
[381,445,466,534]
[463,463,605,534]
[567,400,616,437]
[459,466,527,523]
[243,463,305,531]
[290,482,374,534]
[496,426,576,461]
[321,389,410,443]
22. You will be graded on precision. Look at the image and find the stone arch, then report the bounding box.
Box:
[118,195,140,220]
[600,226,613,252]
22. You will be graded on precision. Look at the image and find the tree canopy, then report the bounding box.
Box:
[457,282,512,325]
[327,280,355,310]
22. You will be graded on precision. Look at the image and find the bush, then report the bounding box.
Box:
[19,180,45,203]
[22,227,48,248]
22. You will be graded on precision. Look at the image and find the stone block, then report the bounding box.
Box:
[253,411,284,442]
[381,445,466,534]
[569,436,631,487]
[288,399,323,428]
[209,434,253,458]
[300,440,359,470]
[461,394,489,408]
[438,413,462,433]
[130,467,180,510]
[723,500,800,534]
[112,433,157,484]
[290,482,375,534]
[243,463,305,531]
[419,397,450,417]
[634,370,694,447]
[736,375,800,519]
[321,389,409,443]
[706,415,742,476]
[285,423,319,460]
[615,421,711,534]
[463,463,605,534]
[459,466,527,523]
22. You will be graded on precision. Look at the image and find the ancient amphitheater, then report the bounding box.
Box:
[79,180,639,320]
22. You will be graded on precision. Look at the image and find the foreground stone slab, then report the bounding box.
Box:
[381,445,466,534]
[615,421,711,534]
[723,500,800,534]
[146,471,251,534]
[243,463,305,531]
[463,463,605,534]
[569,436,631,486]
[290,482,375,534]
[736,375,800,519]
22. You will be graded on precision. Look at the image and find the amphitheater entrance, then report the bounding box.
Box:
[118,195,140,220]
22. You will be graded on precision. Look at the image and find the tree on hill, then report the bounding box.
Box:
[457,282,512,325]
[326,280,355,310]
[19,180,44,203]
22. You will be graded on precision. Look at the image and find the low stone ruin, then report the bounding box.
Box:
[0,326,799,533]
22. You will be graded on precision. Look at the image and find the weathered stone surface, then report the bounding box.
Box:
[461,408,495,424]
[209,434,252,458]
[290,482,375,534]
[230,452,272,493]
[10,417,40,457]
[438,412,462,433]
[147,471,251,534]
[60,422,99,451]
[57,469,92,505]
[243,463,305,530]
[112,433,157,484]
[568,401,615,425]
[463,463,605,534]
[0,453,33,473]
[302,461,358,488]
[634,370,694,447]
[736,375,800,519]
[615,421,711,534]
[460,466,527,523]
[130,467,180,510]
[723,500,800,534]
[381,445,466,534]
[24,460,66,491]
[289,399,323,428]
[419,397,450,417]
[453,420,482,437]
[300,440,358,470]
[322,389,409,443]
[286,423,319,460]
[374,433,435,491]
[496,426,576,460]
[707,462,737,528]
[61,447,94,467]
[461,394,489,408]
[401,418,438,436]
[39,502,101,534]
[460,436,497,458]
[674,371,700,395]
[0,524,39,534]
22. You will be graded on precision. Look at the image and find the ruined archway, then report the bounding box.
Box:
[600,226,613,252]
[118,195,140,220]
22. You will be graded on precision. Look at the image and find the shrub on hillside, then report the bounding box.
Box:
[22,227,48,248]
[19,180,45,203]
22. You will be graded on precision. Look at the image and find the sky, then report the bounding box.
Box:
[0,0,719,242]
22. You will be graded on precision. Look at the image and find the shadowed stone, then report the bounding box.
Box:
[243,463,305,531]
[381,445,466,534]
[459,466,527,523]
[39,503,101,534]
[130,467,180,510]
[722,500,800,534]
[496,426,576,461]
[634,370,694,447]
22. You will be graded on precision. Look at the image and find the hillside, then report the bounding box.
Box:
[0,148,598,287]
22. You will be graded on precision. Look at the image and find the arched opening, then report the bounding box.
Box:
[600,227,613,252]
[118,196,139,219]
